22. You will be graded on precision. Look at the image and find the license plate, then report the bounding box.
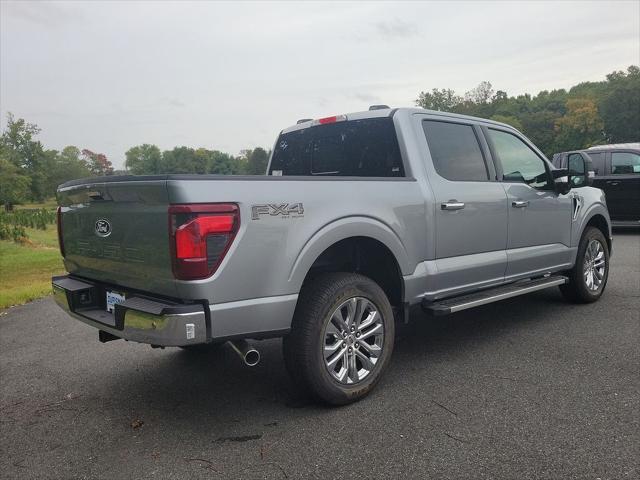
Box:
[106,291,126,313]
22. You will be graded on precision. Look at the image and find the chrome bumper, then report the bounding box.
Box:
[52,275,207,347]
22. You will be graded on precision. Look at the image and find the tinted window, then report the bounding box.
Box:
[269,118,404,177]
[488,129,550,189]
[422,121,488,181]
[585,151,605,174]
[611,152,640,174]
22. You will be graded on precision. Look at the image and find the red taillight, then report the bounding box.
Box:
[313,114,347,126]
[318,116,338,124]
[169,203,239,280]
[175,216,235,258]
[56,206,65,257]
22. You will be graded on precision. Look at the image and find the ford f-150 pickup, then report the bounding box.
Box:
[52,107,612,405]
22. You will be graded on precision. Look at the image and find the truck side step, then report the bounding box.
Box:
[423,276,568,316]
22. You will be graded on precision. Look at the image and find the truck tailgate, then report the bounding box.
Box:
[58,179,177,297]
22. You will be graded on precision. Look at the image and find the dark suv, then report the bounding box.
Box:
[553,143,640,226]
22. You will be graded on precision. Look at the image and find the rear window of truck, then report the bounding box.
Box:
[269,117,405,177]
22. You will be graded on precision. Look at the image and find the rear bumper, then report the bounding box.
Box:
[52,275,207,346]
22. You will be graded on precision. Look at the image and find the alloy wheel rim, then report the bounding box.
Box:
[583,239,606,291]
[322,297,384,385]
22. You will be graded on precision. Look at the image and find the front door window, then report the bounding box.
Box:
[487,129,551,189]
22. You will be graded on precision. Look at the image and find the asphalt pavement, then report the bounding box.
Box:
[1,232,639,479]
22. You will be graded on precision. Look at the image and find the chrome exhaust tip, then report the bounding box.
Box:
[228,340,260,367]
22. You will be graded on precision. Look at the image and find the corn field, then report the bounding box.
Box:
[0,208,56,242]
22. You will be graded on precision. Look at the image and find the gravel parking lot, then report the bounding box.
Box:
[1,232,638,480]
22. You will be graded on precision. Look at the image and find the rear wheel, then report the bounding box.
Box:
[559,227,609,303]
[283,273,395,405]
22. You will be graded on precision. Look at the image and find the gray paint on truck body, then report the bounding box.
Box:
[56,108,611,341]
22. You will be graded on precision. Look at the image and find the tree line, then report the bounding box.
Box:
[0,114,119,208]
[124,144,269,176]
[415,65,639,157]
[1,65,637,209]
[0,113,269,208]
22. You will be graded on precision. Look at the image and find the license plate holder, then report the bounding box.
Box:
[106,290,126,313]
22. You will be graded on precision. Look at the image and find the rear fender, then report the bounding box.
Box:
[288,216,410,291]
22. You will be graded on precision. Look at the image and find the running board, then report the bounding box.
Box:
[423,276,568,316]
[611,220,640,228]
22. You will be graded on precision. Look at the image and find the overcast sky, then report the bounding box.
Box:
[1,0,638,168]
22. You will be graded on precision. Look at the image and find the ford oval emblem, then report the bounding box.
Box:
[95,219,112,237]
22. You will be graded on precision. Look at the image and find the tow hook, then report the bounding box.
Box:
[228,340,260,367]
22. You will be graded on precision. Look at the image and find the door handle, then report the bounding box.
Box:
[512,200,529,208]
[441,201,465,211]
[606,181,620,186]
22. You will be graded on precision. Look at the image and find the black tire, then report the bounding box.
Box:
[283,272,395,405]
[559,226,610,303]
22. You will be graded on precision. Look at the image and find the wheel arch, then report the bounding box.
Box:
[288,217,410,308]
[582,213,612,253]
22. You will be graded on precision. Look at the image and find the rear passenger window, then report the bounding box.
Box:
[422,121,489,181]
[611,152,640,174]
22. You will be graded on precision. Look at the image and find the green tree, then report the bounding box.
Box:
[125,144,162,174]
[243,148,269,175]
[465,81,494,104]
[0,156,31,209]
[490,114,523,131]
[414,66,639,156]
[161,146,197,173]
[415,88,462,111]
[530,89,568,115]
[45,146,92,191]
[208,150,240,174]
[553,98,604,151]
[193,148,211,174]
[453,81,496,118]
[124,145,246,175]
[599,65,640,143]
[0,113,49,200]
[520,110,562,157]
[0,113,42,170]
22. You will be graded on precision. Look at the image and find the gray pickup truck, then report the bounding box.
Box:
[52,107,612,405]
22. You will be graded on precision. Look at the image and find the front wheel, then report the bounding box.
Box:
[559,226,610,303]
[283,273,395,405]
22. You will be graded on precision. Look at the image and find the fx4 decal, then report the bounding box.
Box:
[251,203,304,220]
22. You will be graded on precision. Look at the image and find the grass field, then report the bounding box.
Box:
[0,224,65,310]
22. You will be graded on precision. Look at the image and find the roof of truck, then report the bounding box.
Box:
[281,107,517,134]
[588,143,640,151]
[553,143,640,158]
